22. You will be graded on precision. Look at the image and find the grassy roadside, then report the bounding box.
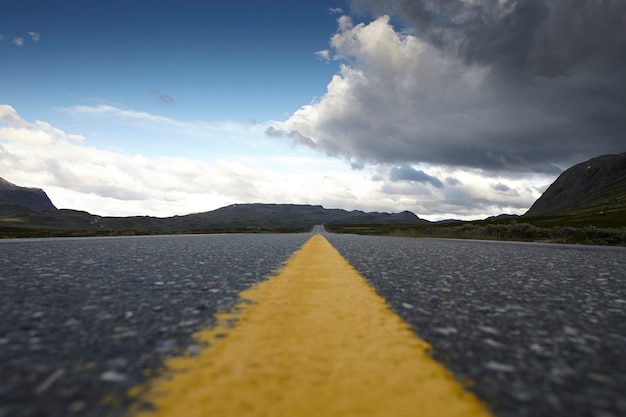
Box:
[0,226,313,239]
[325,211,626,246]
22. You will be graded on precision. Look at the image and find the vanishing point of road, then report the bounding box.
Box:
[1,227,625,417]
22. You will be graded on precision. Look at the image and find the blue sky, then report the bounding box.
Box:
[2,1,339,123]
[2,1,624,220]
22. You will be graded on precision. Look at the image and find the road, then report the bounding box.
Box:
[1,230,625,417]
[325,233,626,417]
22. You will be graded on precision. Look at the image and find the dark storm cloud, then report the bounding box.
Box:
[389,0,626,169]
[492,182,512,193]
[273,1,626,174]
[351,0,626,78]
[390,165,443,188]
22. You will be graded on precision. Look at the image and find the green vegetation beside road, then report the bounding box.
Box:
[0,226,312,239]
[326,210,626,246]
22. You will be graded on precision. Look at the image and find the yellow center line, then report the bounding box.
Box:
[127,234,493,417]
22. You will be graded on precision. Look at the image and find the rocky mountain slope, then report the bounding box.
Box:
[0,178,57,211]
[525,152,626,217]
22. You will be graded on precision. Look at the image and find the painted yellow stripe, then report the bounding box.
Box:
[128,234,493,417]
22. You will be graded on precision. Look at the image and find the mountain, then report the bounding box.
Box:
[0,178,428,232]
[484,214,520,221]
[525,152,626,217]
[169,204,428,229]
[0,178,57,211]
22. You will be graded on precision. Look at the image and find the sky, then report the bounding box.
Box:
[1,0,625,221]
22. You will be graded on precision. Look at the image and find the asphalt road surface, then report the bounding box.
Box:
[1,231,625,417]
[325,233,626,417]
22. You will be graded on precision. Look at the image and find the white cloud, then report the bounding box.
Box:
[0,105,404,216]
[64,104,186,127]
[61,104,262,142]
[374,163,548,219]
[0,105,29,128]
[270,15,494,165]
[1,32,39,46]
[1,104,549,220]
[315,49,331,61]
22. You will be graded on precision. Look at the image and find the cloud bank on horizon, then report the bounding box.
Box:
[271,0,626,173]
[0,103,543,220]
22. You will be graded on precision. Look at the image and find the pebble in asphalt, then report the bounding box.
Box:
[324,233,626,417]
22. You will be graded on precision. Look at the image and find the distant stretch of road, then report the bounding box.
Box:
[1,230,624,417]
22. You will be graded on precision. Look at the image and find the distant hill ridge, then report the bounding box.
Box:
[172,203,427,229]
[525,152,626,217]
[0,178,427,230]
